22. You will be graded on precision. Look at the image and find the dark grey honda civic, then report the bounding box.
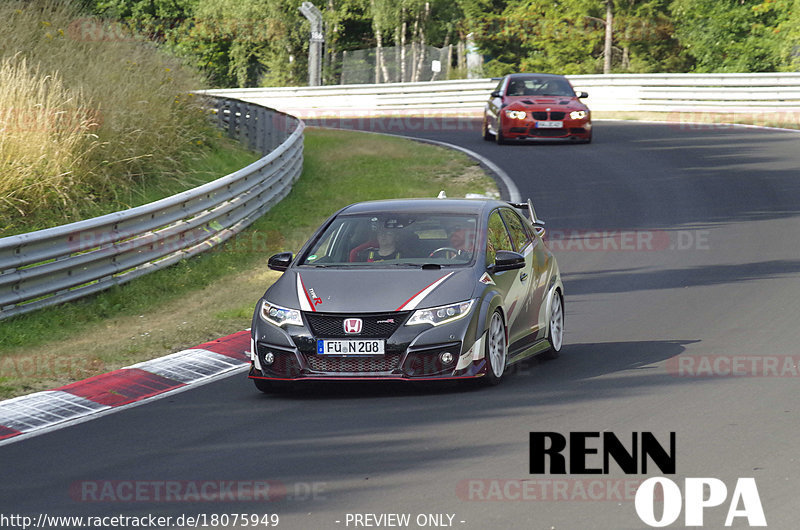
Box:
[248,197,564,392]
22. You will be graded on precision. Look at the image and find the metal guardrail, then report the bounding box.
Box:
[202,73,800,115]
[0,98,304,320]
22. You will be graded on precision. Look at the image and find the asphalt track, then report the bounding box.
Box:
[2,120,800,529]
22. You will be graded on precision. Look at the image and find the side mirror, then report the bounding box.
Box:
[268,252,293,272]
[490,90,502,98]
[578,91,589,99]
[492,250,525,272]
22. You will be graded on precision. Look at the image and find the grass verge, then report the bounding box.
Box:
[0,127,499,398]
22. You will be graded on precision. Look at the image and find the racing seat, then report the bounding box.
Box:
[349,240,377,262]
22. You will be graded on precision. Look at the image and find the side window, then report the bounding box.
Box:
[500,208,532,252]
[486,210,513,267]
[495,78,505,94]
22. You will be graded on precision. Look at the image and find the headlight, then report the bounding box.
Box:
[407,300,474,327]
[260,300,303,327]
[570,110,587,120]
[504,110,527,120]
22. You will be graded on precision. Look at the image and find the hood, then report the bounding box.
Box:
[264,267,478,313]
[504,95,584,109]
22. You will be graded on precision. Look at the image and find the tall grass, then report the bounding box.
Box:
[0,0,215,234]
[0,55,99,216]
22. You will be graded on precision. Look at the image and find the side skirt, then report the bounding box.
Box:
[507,338,551,364]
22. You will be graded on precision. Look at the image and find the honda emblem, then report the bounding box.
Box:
[343,318,362,334]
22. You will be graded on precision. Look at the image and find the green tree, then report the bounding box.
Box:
[670,0,794,72]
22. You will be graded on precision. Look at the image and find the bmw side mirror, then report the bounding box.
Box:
[268,252,293,272]
[492,250,525,272]
[578,91,589,99]
[491,90,501,98]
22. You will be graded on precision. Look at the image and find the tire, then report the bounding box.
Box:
[483,310,508,385]
[542,291,564,360]
[482,118,493,141]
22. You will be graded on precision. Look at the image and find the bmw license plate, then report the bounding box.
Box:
[536,121,563,128]
[317,339,385,355]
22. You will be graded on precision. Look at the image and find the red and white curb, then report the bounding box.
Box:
[0,330,251,446]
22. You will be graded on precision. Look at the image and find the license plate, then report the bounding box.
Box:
[536,121,563,128]
[317,339,385,355]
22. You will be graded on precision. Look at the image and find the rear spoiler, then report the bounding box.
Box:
[436,191,544,228]
[509,199,545,227]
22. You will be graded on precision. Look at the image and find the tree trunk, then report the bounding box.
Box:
[411,16,419,82]
[413,2,430,82]
[604,1,613,74]
[400,12,407,82]
[457,39,466,74]
[375,28,383,83]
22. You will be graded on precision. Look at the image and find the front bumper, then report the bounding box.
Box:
[249,339,488,382]
[503,118,591,140]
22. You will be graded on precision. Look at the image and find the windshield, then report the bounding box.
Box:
[506,77,575,97]
[298,212,479,267]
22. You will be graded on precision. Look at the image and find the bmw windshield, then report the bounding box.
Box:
[506,76,575,97]
[298,213,479,267]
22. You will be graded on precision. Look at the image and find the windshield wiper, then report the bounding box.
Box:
[392,263,443,269]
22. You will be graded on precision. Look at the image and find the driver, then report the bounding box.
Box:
[447,222,475,254]
[358,226,402,262]
[428,222,475,259]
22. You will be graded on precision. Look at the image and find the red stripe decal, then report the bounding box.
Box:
[60,369,185,407]
[197,330,251,360]
[0,425,22,440]
[396,274,449,311]
[298,274,316,312]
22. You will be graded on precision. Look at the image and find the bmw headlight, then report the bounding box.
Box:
[504,110,527,120]
[407,300,474,327]
[260,300,303,327]
[570,110,587,120]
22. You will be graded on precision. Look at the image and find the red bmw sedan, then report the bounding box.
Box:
[483,73,592,144]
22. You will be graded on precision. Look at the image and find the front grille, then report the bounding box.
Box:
[570,128,587,134]
[510,127,527,133]
[532,111,548,121]
[550,111,566,120]
[530,128,568,137]
[305,353,402,373]
[305,311,410,339]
